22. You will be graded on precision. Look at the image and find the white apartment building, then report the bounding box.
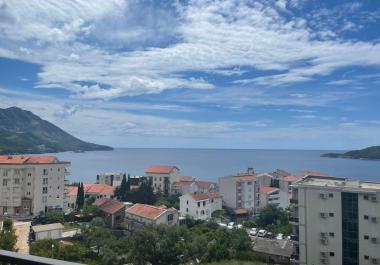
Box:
[179,192,222,220]
[0,155,69,217]
[259,186,288,209]
[96,172,124,187]
[145,165,181,195]
[291,175,380,265]
[219,174,259,214]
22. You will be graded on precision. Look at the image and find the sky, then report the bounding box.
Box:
[0,0,379,150]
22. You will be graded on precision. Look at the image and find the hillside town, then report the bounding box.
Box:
[0,154,379,265]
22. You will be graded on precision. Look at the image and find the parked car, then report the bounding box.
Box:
[249,228,257,236]
[218,222,227,227]
[227,222,235,229]
[257,229,267,237]
[276,233,284,240]
[266,232,274,238]
[236,224,243,229]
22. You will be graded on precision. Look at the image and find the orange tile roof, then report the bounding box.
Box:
[233,175,257,181]
[233,208,248,215]
[195,181,217,189]
[66,184,115,196]
[126,203,176,220]
[94,198,125,214]
[0,155,60,164]
[146,165,178,174]
[282,176,300,182]
[189,192,221,201]
[260,186,278,193]
[179,176,194,182]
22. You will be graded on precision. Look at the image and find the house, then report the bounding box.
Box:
[194,181,218,193]
[32,223,64,240]
[145,165,181,195]
[179,192,222,220]
[64,184,115,211]
[0,155,69,217]
[96,172,124,187]
[171,177,218,195]
[94,198,126,228]
[259,186,288,209]
[126,203,179,231]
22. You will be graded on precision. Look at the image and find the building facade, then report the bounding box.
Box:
[94,198,126,228]
[259,186,288,209]
[291,176,380,265]
[179,192,222,220]
[96,172,124,187]
[145,165,181,195]
[0,155,69,217]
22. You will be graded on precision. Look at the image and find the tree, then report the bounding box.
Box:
[41,211,64,224]
[30,239,59,258]
[76,182,85,210]
[0,219,17,251]
[59,243,88,262]
[116,174,127,201]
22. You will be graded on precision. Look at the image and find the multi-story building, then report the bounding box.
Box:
[219,173,259,214]
[259,186,288,209]
[0,155,69,217]
[171,176,218,195]
[126,203,179,231]
[291,175,380,265]
[96,172,124,187]
[179,192,222,220]
[145,165,181,195]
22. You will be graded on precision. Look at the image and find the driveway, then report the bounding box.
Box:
[14,221,31,254]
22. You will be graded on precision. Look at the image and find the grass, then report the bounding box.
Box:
[203,261,266,265]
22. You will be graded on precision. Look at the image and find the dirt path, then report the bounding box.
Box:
[14,221,31,254]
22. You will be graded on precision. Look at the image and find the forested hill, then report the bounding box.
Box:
[321,146,380,160]
[0,106,113,154]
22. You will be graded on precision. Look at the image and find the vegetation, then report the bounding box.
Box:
[76,182,85,210]
[321,146,380,160]
[115,179,156,205]
[204,261,266,265]
[156,194,180,209]
[0,106,112,154]
[257,205,292,235]
[39,211,65,224]
[0,219,17,251]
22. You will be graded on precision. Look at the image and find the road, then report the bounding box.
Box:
[14,221,31,254]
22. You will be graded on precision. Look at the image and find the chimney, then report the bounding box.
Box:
[247,167,254,175]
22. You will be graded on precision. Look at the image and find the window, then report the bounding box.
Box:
[364,256,369,260]
[329,193,333,198]
[247,181,252,185]
[329,232,335,237]
[364,235,369,240]
[167,214,173,222]
[14,169,20,175]
[27,182,31,186]
[330,252,335,257]
[364,215,369,220]
[28,173,32,177]
[3,170,9,177]
[42,196,47,203]
[186,200,189,205]
[197,202,200,207]
[42,187,48,194]
[2,179,8,186]
[186,208,188,212]
[203,201,206,206]
[43,178,48,185]
[56,195,60,198]
[14,178,20,184]
[329,213,334,217]
[364,195,369,200]
[43,169,48,176]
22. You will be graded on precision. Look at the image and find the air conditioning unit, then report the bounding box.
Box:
[320,212,328,218]
[372,217,379,223]
[372,258,380,264]
[320,193,328,199]
[320,232,327,237]
[320,257,329,264]
[371,237,379,244]
[320,252,328,258]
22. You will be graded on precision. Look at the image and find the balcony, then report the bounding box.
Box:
[0,249,82,265]
[289,216,299,223]
[290,198,298,204]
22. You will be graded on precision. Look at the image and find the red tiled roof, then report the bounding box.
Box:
[260,186,278,193]
[282,176,300,182]
[0,155,59,164]
[146,165,178,174]
[94,198,125,214]
[233,175,257,181]
[233,208,248,215]
[179,176,194,182]
[195,181,217,189]
[300,170,329,177]
[126,203,175,220]
[67,184,115,196]
[189,192,221,201]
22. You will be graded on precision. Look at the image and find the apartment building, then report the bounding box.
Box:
[171,176,218,195]
[219,174,259,214]
[145,165,181,195]
[179,192,222,220]
[96,172,124,187]
[0,155,69,217]
[291,175,380,265]
[259,186,288,209]
[126,203,179,231]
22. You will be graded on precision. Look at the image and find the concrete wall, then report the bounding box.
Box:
[219,176,236,209]
[35,228,63,240]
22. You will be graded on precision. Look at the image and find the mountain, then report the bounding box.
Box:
[321,146,380,160]
[0,107,113,154]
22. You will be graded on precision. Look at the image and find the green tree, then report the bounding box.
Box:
[0,219,17,251]
[41,211,64,224]
[76,182,85,210]
[30,239,59,258]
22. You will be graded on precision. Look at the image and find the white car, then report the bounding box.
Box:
[249,228,257,236]
[218,222,227,227]
[257,229,267,237]
[276,233,284,240]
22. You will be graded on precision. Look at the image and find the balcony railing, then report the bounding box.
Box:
[0,250,83,265]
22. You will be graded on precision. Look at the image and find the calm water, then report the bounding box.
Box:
[46,148,380,184]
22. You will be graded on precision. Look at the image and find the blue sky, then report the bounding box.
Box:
[0,0,379,149]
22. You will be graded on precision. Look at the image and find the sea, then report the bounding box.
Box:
[46,148,380,184]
